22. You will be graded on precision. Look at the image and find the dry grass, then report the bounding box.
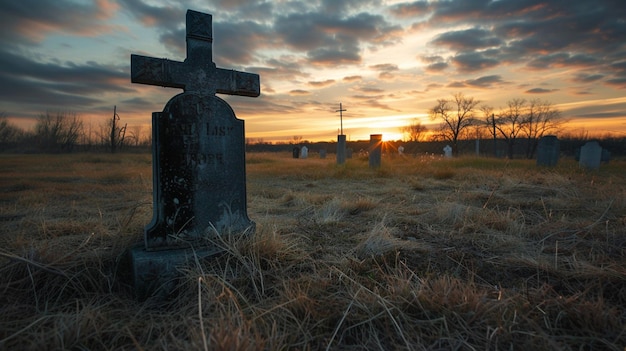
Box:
[1,152,625,350]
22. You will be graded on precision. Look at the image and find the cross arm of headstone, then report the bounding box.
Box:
[131,55,185,89]
[214,69,260,97]
[131,55,260,97]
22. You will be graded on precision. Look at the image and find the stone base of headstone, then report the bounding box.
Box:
[126,244,223,300]
[337,135,346,165]
[369,134,382,168]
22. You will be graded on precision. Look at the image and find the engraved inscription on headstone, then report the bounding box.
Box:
[147,94,250,246]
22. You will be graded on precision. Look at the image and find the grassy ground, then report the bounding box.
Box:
[0,152,624,350]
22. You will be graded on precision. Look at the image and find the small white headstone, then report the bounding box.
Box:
[398,145,404,154]
[443,145,452,158]
[300,146,308,159]
[579,141,602,170]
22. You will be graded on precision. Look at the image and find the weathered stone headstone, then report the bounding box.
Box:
[319,149,327,159]
[443,145,452,158]
[398,145,404,155]
[601,148,611,163]
[292,146,300,159]
[369,134,382,168]
[337,135,346,164]
[300,146,308,159]
[579,141,602,170]
[536,135,559,167]
[127,10,260,299]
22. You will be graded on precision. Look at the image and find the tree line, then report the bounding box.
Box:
[402,93,568,159]
[0,109,150,153]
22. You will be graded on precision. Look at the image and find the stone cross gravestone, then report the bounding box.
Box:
[579,141,602,170]
[128,9,260,299]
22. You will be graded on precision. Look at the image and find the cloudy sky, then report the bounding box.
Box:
[1,0,625,142]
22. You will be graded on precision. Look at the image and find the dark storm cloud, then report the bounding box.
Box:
[389,1,431,18]
[527,53,598,70]
[250,58,310,81]
[447,75,505,89]
[349,95,397,111]
[356,87,385,93]
[213,21,274,66]
[572,74,605,83]
[308,80,336,88]
[289,89,311,96]
[413,0,626,84]
[0,50,129,109]
[0,0,116,46]
[369,64,399,72]
[117,0,183,29]
[120,0,271,65]
[431,28,502,51]
[274,11,402,66]
[343,75,362,82]
[525,88,557,94]
[451,52,499,73]
[465,75,505,88]
[425,62,449,73]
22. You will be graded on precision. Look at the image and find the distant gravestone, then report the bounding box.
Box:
[300,146,308,159]
[319,149,327,159]
[369,134,382,168]
[601,148,611,163]
[443,145,453,158]
[346,148,353,159]
[579,141,602,170]
[292,146,300,159]
[398,145,404,155]
[337,135,346,164]
[536,135,560,167]
[128,10,260,299]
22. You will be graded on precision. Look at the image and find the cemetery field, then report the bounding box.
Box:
[0,152,624,350]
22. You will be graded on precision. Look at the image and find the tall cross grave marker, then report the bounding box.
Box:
[128,10,260,299]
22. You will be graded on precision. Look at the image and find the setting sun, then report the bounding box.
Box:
[382,133,404,142]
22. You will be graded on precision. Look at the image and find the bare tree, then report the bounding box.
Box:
[0,113,24,145]
[127,125,144,147]
[495,98,526,159]
[522,99,563,158]
[109,106,126,153]
[400,119,428,142]
[480,105,498,157]
[34,111,84,152]
[429,92,480,155]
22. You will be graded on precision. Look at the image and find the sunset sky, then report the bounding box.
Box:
[1,0,625,142]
